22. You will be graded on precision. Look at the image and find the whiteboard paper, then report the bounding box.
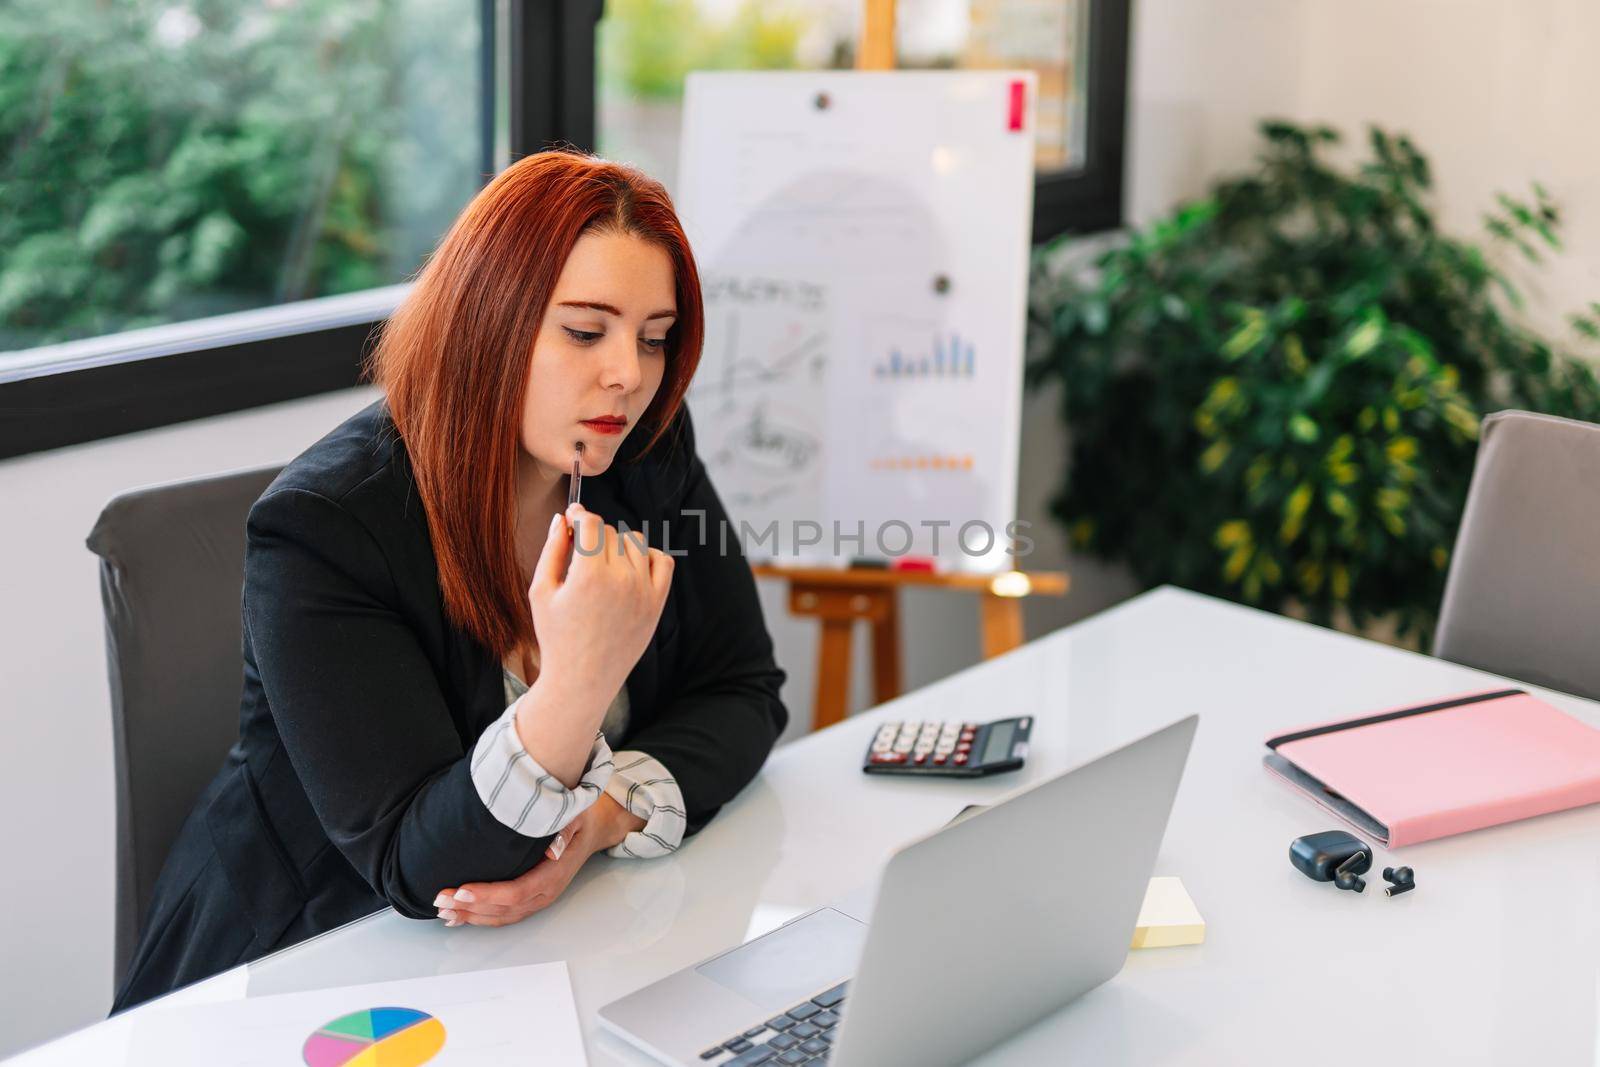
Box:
[677,71,1037,572]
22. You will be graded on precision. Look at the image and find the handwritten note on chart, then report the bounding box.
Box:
[679,72,1037,571]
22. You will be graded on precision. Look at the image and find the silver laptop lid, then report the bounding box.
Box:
[831,715,1198,1067]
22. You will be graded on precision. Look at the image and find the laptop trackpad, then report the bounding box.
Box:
[696,908,867,1013]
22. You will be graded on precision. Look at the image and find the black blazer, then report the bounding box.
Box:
[112,400,788,1011]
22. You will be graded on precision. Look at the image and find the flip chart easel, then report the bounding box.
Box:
[752,564,1068,732]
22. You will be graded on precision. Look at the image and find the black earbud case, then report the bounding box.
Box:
[1290,830,1373,882]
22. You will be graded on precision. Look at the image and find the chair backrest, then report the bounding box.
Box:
[1435,410,1600,700]
[86,464,283,986]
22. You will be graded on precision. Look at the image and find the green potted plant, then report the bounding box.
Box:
[1027,120,1600,645]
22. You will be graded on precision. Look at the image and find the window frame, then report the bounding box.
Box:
[1030,0,1131,243]
[0,0,603,461]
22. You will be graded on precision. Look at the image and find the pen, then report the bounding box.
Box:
[568,441,584,509]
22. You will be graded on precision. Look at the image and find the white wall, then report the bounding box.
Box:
[4,0,1596,1055]
[1126,0,1599,337]
[1294,0,1600,339]
[0,389,382,1056]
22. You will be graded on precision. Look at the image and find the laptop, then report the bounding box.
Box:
[599,714,1198,1067]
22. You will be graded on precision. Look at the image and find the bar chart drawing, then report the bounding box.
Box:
[874,331,976,380]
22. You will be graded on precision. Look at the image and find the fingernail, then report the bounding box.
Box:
[433,893,453,909]
[549,512,562,534]
[548,834,567,860]
[453,888,476,903]
[438,909,457,922]
[446,917,461,928]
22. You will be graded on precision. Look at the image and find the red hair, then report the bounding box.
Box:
[370,150,703,656]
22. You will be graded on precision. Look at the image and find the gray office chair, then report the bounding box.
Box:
[1434,410,1600,700]
[86,464,283,988]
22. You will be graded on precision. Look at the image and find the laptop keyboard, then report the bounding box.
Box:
[698,981,849,1065]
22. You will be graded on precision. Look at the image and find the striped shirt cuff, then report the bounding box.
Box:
[470,701,614,838]
[604,750,686,859]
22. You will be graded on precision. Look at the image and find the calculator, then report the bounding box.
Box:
[862,716,1032,777]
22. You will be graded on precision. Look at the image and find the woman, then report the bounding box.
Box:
[112,151,789,1010]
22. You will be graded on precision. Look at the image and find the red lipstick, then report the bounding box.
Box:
[581,414,628,436]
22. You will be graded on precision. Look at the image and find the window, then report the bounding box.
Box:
[0,0,483,358]
[0,0,594,459]
[898,0,1092,173]
[1,0,1125,457]
[595,0,860,201]
[897,0,1128,240]
[596,0,1128,241]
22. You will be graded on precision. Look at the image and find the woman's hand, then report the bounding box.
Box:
[516,503,673,786]
[535,502,672,701]
[432,795,647,927]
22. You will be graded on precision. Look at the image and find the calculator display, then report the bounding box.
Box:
[982,723,1015,764]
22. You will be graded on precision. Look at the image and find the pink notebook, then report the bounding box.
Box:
[1263,688,1600,847]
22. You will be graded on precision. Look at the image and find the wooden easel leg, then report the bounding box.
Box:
[871,592,903,705]
[979,594,1025,659]
[815,617,855,731]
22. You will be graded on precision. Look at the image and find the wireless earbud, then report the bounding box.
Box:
[1382,866,1416,896]
[1332,851,1367,893]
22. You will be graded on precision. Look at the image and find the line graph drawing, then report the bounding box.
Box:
[695,311,826,399]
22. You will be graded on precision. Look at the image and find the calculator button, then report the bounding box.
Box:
[954,753,969,765]
[870,753,906,764]
[801,1039,830,1055]
[789,1022,822,1040]
[777,1051,809,1066]
[766,1016,796,1031]
[700,1047,724,1060]
[768,1033,798,1050]
[724,1037,753,1053]
[871,739,894,753]
[956,742,972,754]
[744,1026,768,1038]
[787,1003,821,1021]
[913,754,927,765]
[933,754,947,765]
[892,739,913,754]
[935,742,955,755]
[811,1011,839,1028]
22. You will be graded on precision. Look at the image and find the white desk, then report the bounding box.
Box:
[14,588,1600,1065]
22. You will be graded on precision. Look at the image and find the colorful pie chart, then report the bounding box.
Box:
[302,1007,446,1067]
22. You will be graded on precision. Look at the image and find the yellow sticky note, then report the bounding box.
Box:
[1131,876,1205,949]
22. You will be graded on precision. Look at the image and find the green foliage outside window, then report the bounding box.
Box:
[599,0,814,100]
[0,0,478,352]
[1028,121,1600,644]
